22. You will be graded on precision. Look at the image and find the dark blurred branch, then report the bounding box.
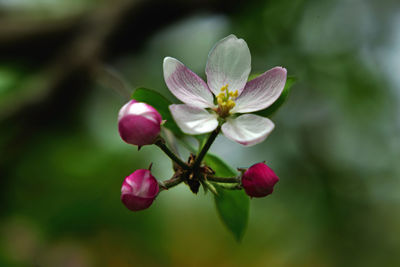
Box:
[0,0,247,120]
[0,0,140,119]
[0,15,83,45]
[0,0,249,173]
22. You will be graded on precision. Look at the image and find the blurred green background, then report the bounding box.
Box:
[1,0,399,266]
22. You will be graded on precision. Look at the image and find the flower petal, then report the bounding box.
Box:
[205,35,251,96]
[221,114,274,146]
[169,104,218,135]
[163,57,214,108]
[232,67,287,113]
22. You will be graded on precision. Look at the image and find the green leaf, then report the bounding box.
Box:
[132,88,183,137]
[204,153,249,241]
[254,76,296,117]
[193,134,208,150]
[247,73,261,81]
[214,185,249,241]
[204,153,237,177]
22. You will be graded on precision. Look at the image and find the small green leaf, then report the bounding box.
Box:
[204,153,237,177]
[247,73,261,81]
[203,153,249,241]
[193,134,208,150]
[214,185,249,241]
[132,88,183,137]
[254,76,296,117]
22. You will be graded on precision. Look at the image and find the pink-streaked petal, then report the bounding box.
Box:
[129,103,161,124]
[169,104,218,135]
[221,114,274,146]
[163,57,214,108]
[121,194,156,211]
[118,101,161,124]
[118,101,162,146]
[124,169,154,197]
[206,35,251,96]
[118,115,161,146]
[233,67,287,113]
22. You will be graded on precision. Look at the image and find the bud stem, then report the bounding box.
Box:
[193,126,221,170]
[214,183,242,190]
[207,176,240,183]
[155,139,190,170]
[158,176,182,192]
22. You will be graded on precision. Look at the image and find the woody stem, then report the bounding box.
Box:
[158,176,182,192]
[193,126,221,170]
[155,139,190,170]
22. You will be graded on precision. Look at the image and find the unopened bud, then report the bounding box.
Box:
[241,162,279,198]
[121,169,159,211]
[118,100,162,146]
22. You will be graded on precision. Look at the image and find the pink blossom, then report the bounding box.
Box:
[121,169,159,211]
[118,100,162,146]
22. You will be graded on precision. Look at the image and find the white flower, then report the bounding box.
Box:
[163,35,287,146]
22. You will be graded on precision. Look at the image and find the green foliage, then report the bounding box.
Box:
[214,185,249,241]
[255,76,296,117]
[247,73,261,81]
[204,153,249,241]
[194,134,208,150]
[132,88,183,137]
[0,66,20,95]
[204,153,237,177]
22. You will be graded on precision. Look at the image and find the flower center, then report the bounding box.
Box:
[215,84,238,118]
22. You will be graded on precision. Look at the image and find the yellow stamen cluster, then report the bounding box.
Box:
[215,84,238,117]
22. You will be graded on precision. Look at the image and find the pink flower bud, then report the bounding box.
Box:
[241,162,279,198]
[121,169,160,211]
[118,100,162,146]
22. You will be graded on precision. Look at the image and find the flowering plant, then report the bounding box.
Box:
[116,35,294,241]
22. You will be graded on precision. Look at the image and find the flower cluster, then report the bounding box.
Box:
[117,35,286,212]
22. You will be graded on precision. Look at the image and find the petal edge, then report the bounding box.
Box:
[205,35,251,96]
[233,67,287,113]
[221,114,274,146]
[169,104,218,135]
[164,57,214,108]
